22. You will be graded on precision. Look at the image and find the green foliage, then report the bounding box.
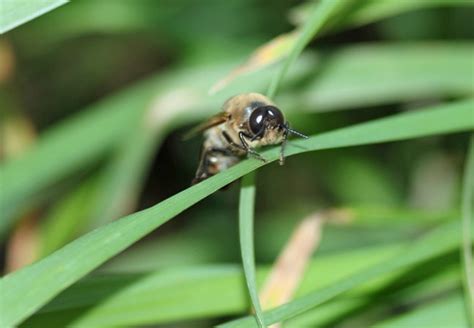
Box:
[1,0,473,327]
[0,0,68,33]
[239,172,265,327]
[1,100,472,327]
[461,135,474,325]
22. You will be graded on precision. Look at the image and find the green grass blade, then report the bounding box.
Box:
[0,99,472,326]
[266,0,348,99]
[292,0,474,31]
[220,219,473,327]
[239,172,265,327]
[346,0,474,29]
[0,0,68,34]
[239,0,348,326]
[461,133,474,325]
[243,1,351,325]
[39,176,101,256]
[297,43,474,112]
[375,293,468,328]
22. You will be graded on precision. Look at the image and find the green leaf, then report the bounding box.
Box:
[0,99,472,327]
[290,0,474,29]
[375,293,469,328]
[266,0,350,98]
[39,176,101,257]
[239,172,265,327]
[296,43,474,111]
[0,0,68,34]
[220,218,473,327]
[345,0,474,29]
[239,0,349,326]
[461,134,474,325]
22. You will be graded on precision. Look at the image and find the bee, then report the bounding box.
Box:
[188,93,307,184]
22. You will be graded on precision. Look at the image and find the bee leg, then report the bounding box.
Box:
[221,131,246,155]
[208,147,235,156]
[279,124,289,166]
[238,131,266,162]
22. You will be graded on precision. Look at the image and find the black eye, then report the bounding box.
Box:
[249,106,284,135]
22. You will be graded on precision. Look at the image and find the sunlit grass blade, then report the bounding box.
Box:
[0,99,472,327]
[220,219,474,327]
[0,0,68,34]
[209,31,298,94]
[461,134,474,325]
[266,0,349,99]
[290,0,474,29]
[239,172,265,327]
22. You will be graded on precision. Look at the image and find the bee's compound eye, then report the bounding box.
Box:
[249,106,284,135]
[266,107,284,126]
[249,107,267,135]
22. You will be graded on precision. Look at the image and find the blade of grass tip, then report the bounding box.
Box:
[461,133,474,325]
[240,172,265,328]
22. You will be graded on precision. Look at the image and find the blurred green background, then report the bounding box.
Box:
[0,0,473,327]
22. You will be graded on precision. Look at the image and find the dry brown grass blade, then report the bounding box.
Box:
[259,209,353,328]
[0,39,15,83]
[208,30,299,95]
[5,213,40,273]
[2,115,40,273]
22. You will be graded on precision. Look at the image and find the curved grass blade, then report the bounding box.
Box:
[461,134,474,325]
[239,172,265,327]
[238,1,349,326]
[0,99,471,327]
[266,0,349,99]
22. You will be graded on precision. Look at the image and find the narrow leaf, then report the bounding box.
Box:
[461,134,474,325]
[0,0,68,34]
[239,172,265,327]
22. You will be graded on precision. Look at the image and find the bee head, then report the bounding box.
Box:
[249,105,308,141]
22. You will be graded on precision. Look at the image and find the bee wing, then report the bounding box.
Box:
[182,111,229,140]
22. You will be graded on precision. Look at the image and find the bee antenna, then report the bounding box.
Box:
[287,127,308,139]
